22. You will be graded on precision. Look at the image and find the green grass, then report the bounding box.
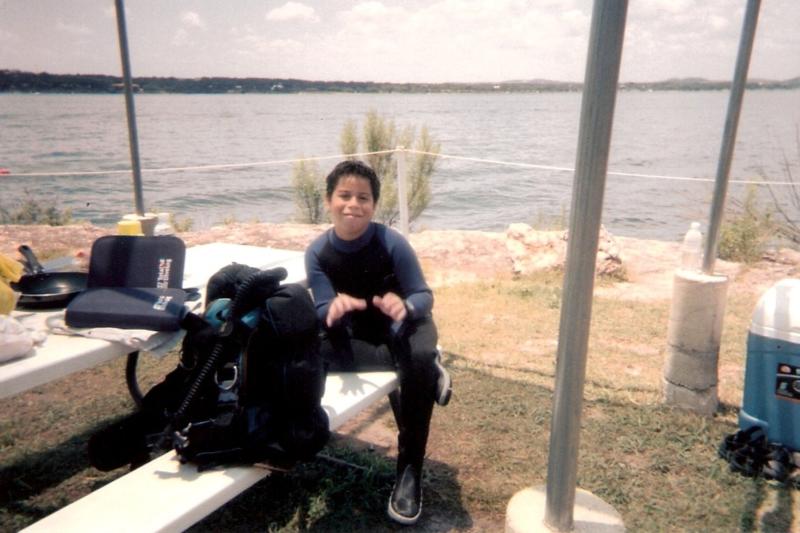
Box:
[1,272,797,531]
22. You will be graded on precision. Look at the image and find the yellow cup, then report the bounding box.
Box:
[122,213,158,236]
[117,219,143,235]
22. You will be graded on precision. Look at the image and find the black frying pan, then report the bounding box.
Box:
[11,245,88,309]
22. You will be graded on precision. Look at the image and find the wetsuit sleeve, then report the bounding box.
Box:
[305,237,336,323]
[383,229,433,320]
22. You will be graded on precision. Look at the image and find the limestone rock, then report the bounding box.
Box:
[505,223,624,278]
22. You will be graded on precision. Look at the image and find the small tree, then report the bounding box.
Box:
[340,109,439,225]
[763,125,800,245]
[291,158,326,224]
[719,186,774,263]
[0,190,72,226]
[292,109,440,227]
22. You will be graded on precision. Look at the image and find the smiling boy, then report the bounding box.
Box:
[305,159,451,525]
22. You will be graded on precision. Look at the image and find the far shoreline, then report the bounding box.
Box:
[2,69,799,95]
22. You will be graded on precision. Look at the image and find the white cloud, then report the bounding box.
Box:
[173,28,191,47]
[323,0,590,82]
[350,1,396,18]
[266,2,319,23]
[268,38,304,53]
[181,11,206,29]
[56,21,92,36]
[708,15,728,31]
[235,32,304,55]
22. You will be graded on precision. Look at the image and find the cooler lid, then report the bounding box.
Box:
[750,278,800,344]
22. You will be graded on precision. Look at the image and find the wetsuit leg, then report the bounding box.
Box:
[320,317,438,472]
[320,325,394,372]
[391,316,438,473]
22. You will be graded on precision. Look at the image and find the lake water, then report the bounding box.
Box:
[1,90,798,241]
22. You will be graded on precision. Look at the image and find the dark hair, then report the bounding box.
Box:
[325,160,380,202]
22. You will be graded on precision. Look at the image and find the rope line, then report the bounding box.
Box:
[3,147,796,187]
[409,150,797,186]
[2,150,396,178]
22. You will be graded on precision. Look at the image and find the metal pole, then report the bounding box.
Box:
[702,0,761,274]
[114,0,145,216]
[396,146,409,236]
[544,1,628,531]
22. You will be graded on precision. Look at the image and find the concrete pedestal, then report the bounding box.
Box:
[505,485,624,532]
[663,269,729,415]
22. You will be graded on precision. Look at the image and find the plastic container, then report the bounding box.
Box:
[154,212,175,236]
[739,278,800,451]
[680,221,703,272]
[121,213,158,236]
[117,219,143,236]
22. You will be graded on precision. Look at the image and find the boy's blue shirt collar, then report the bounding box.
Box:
[328,222,377,252]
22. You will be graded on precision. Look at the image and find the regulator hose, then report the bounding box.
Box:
[172,269,284,426]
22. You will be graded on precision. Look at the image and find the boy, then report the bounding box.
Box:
[305,159,451,525]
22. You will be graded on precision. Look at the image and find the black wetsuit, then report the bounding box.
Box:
[306,222,438,474]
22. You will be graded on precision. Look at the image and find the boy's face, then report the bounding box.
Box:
[327,175,375,240]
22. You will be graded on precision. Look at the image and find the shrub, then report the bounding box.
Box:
[170,214,194,232]
[291,159,326,224]
[762,124,800,245]
[0,191,72,226]
[292,110,439,228]
[718,186,773,263]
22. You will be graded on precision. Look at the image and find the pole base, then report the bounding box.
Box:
[505,485,624,532]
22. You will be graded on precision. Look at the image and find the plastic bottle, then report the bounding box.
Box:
[680,221,703,272]
[153,212,175,236]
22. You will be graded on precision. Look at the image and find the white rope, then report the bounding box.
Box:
[3,147,796,187]
[1,150,397,178]
[407,149,797,186]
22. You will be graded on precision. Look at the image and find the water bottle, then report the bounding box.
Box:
[154,212,175,236]
[680,221,703,272]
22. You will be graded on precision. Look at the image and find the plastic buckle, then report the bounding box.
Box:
[214,362,238,390]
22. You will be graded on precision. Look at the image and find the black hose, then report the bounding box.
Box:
[171,269,280,425]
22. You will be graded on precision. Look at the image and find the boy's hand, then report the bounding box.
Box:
[372,292,407,322]
[326,293,367,327]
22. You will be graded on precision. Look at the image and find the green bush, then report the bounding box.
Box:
[0,192,72,226]
[292,110,439,227]
[169,214,194,233]
[291,159,326,224]
[718,186,773,263]
[762,124,800,245]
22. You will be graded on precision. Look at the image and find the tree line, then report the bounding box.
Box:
[2,69,798,94]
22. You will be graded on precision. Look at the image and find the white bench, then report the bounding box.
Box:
[22,371,398,533]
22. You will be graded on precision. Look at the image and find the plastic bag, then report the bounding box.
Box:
[0,315,36,362]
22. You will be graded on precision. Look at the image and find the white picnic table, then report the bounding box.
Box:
[6,243,400,533]
[0,243,306,400]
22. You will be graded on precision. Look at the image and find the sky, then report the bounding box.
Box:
[0,1,798,84]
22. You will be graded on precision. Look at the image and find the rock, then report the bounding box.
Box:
[410,229,512,287]
[505,223,625,279]
[773,247,800,265]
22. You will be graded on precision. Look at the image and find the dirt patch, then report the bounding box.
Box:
[2,222,797,300]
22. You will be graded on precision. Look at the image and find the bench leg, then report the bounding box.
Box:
[125,351,143,408]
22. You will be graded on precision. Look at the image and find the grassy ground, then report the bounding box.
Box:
[1,271,798,532]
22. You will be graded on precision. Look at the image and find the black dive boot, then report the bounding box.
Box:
[388,462,423,525]
[433,348,452,406]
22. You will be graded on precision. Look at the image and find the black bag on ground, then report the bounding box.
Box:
[88,263,330,471]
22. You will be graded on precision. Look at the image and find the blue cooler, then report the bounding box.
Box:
[739,278,800,451]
